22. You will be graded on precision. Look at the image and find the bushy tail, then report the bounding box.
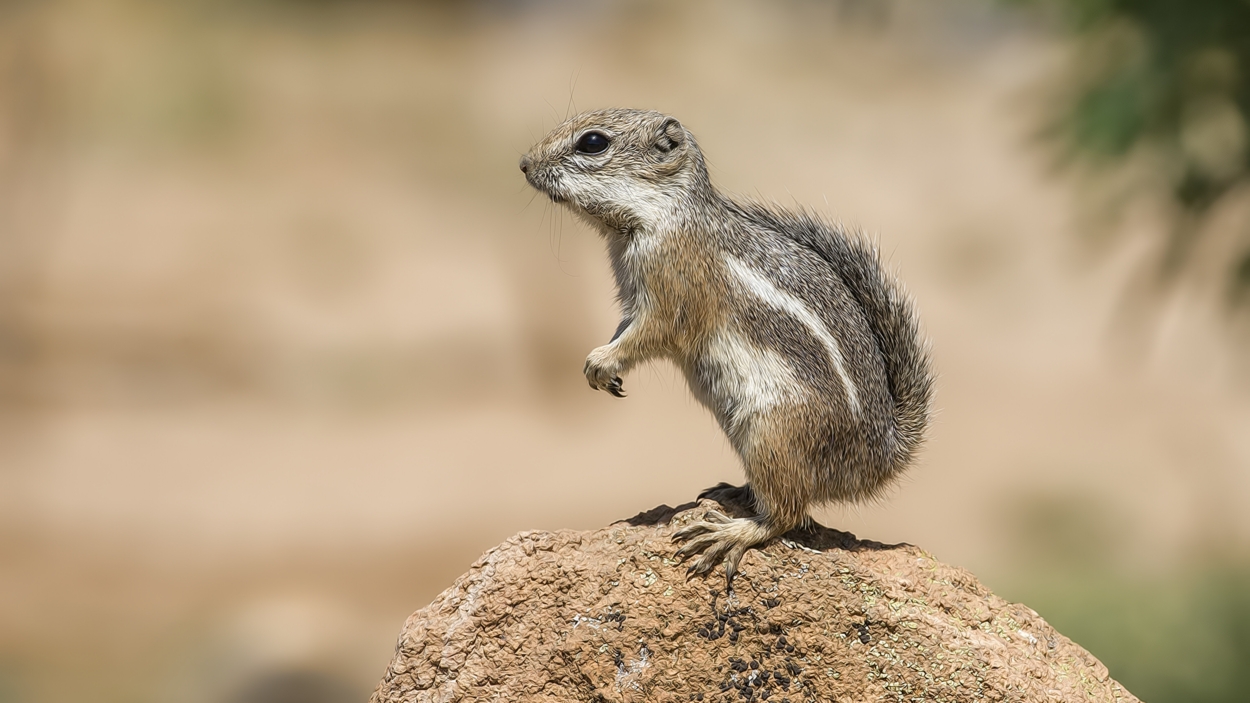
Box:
[738,203,934,470]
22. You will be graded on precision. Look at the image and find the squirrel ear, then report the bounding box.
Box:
[655,118,685,153]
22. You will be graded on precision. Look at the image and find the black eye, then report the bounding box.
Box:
[575,131,610,154]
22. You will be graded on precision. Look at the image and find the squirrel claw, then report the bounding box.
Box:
[685,561,714,580]
[607,377,626,398]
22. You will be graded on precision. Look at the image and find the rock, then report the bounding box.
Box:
[371,492,1140,703]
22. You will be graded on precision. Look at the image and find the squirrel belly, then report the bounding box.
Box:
[521,108,933,580]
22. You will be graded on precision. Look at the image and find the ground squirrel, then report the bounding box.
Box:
[520,108,933,580]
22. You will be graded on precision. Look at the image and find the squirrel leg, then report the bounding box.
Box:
[583,343,629,397]
[583,316,660,397]
[673,422,811,582]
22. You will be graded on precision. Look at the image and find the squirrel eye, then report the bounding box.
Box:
[575,131,610,154]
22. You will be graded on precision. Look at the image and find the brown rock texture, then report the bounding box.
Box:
[371,494,1140,703]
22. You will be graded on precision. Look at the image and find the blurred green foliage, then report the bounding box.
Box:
[1010,565,1250,703]
[1006,0,1250,313]
[991,2,1250,694]
[998,489,1250,703]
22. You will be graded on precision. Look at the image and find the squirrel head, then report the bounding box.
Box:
[520,108,710,235]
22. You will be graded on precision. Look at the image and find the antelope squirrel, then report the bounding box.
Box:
[520,108,933,580]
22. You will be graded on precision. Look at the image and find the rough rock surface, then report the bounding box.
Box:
[372,493,1140,703]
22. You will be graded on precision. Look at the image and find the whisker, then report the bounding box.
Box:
[537,197,551,241]
[548,201,559,260]
[556,208,577,278]
[566,68,581,120]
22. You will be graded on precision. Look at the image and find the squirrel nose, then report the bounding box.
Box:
[519,155,531,174]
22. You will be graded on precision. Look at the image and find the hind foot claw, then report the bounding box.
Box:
[672,512,769,582]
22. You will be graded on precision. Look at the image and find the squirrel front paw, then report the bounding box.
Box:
[584,346,626,398]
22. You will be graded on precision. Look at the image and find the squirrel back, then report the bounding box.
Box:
[732,202,933,489]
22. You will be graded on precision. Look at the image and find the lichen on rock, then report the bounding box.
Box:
[371,495,1140,703]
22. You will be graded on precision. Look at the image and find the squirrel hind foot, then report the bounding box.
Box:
[673,514,779,582]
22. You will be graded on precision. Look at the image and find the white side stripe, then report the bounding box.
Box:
[725,256,861,414]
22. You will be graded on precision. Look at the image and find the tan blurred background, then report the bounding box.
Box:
[1,1,1248,702]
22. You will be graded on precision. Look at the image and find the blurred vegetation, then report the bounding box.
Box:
[991,4,1250,697]
[1006,0,1250,319]
[1010,564,1250,703]
[993,3,1250,689]
[999,490,1250,703]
